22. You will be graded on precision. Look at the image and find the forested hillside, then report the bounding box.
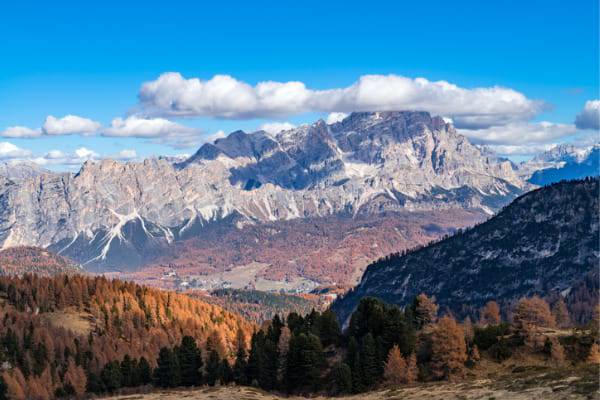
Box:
[0,247,82,277]
[193,289,322,323]
[0,274,254,399]
[332,178,599,324]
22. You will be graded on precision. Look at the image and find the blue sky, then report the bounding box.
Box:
[0,0,598,169]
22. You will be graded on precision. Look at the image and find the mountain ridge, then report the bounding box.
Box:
[331,178,600,324]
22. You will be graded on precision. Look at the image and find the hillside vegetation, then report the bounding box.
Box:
[0,274,254,399]
[332,178,599,324]
[0,247,82,277]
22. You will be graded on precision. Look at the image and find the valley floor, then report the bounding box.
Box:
[105,365,599,400]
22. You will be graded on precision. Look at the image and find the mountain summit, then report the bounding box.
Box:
[0,111,526,272]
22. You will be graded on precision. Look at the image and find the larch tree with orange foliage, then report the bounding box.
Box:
[412,294,439,329]
[383,345,406,386]
[480,301,501,325]
[587,343,600,364]
[551,297,571,329]
[429,316,468,380]
[513,296,556,348]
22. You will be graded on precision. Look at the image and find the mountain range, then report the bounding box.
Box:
[331,178,599,324]
[0,111,595,290]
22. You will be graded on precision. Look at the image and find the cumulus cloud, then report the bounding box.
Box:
[458,122,576,146]
[31,147,100,167]
[0,142,32,159]
[326,112,348,124]
[459,121,578,157]
[139,73,542,128]
[575,100,600,130]
[203,130,227,144]
[1,115,100,139]
[259,122,296,134]
[42,115,100,136]
[103,116,201,148]
[112,149,138,160]
[1,126,42,138]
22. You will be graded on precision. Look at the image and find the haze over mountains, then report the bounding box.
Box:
[0,111,596,290]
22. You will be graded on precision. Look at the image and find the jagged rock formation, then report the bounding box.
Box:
[0,112,526,273]
[331,178,600,324]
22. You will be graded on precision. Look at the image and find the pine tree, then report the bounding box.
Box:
[153,347,180,388]
[284,333,325,393]
[100,361,122,392]
[137,357,152,385]
[360,333,379,388]
[220,359,233,385]
[233,345,248,385]
[177,336,202,386]
[120,354,135,387]
[383,345,406,386]
[316,310,341,346]
[0,376,7,400]
[259,338,278,390]
[247,331,264,386]
[345,337,364,393]
[328,362,352,395]
[205,350,222,386]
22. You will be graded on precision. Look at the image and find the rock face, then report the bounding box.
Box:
[518,144,599,185]
[331,178,600,324]
[0,111,526,272]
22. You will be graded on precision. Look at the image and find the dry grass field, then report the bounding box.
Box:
[105,363,599,400]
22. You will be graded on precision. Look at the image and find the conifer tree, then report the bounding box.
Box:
[100,361,122,392]
[383,345,406,386]
[430,316,467,380]
[480,301,501,325]
[154,347,180,388]
[137,357,152,385]
[220,359,234,385]
[205,350,222,386]
[328,362,352,395]
[284,333,325,393]
[360,333,379,388]
[411,294,438,329]
[177,336,202,386]
[405,353,418,384]
[345,336,363,393]
[233,345,248,385]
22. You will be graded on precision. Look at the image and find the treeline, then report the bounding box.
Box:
[143,293,599,396]
[0,274,254,400]
[193,288,321,323]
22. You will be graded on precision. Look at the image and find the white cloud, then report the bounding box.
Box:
[103,116,201,148]
[0,142,32,159]
[326,112,348,124]
[458,122,576,146]
[203,130,227,144]
[1,126,42,138]
[112,149,137,160]
[483,143,557,156]
[139,73,542,128]
[575,100,600,130]
[42,115,101,136]
[259,122,296,134]
[31,147,99,167]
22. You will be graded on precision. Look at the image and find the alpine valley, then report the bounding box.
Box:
[0,111,595,293]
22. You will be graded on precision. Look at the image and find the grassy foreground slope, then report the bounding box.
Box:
[105,363,598,400]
